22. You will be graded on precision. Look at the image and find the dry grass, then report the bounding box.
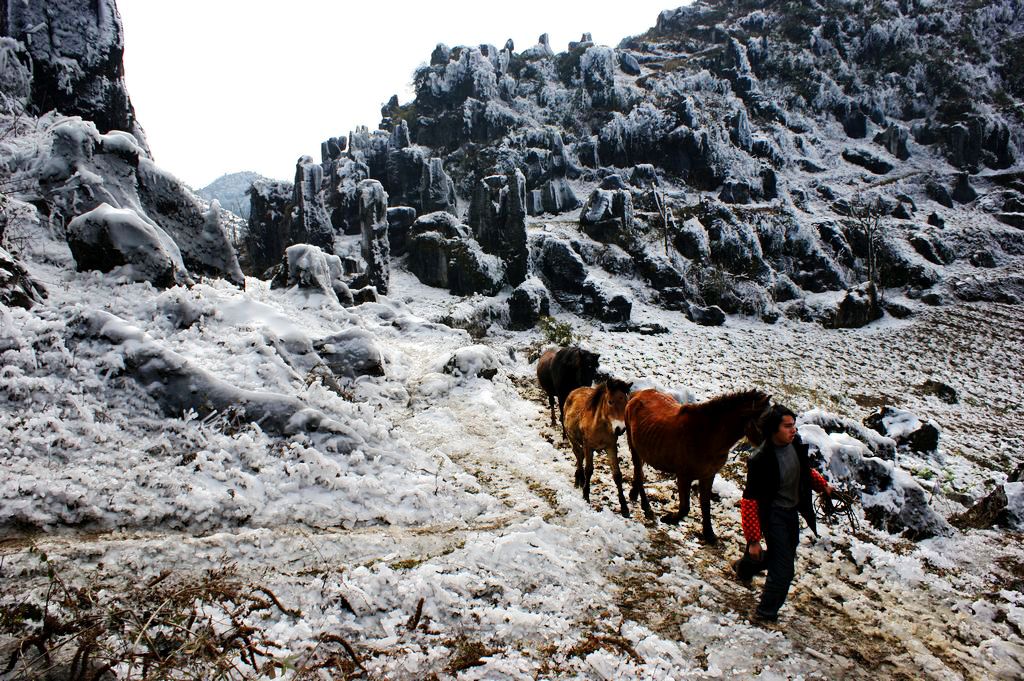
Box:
[0,547,363,680]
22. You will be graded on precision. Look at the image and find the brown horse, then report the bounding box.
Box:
[536,346,601,434]
[624,388,770,543]
[563,379,633,515]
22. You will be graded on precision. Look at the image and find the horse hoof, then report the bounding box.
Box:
[703,533,718,545]
[628,489,639,502]
[620,506,630,518]
[661,513,680,525]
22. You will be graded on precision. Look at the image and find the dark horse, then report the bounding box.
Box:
[563,379,633,515]
[624,388,770,543]
[536,346,601,434]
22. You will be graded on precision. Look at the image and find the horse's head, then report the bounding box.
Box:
[580,349,601,380]
[605,378,633,436]
[743,392,772,445]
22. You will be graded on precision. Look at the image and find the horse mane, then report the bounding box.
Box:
[683,389,770,418]
[587,382,608,412]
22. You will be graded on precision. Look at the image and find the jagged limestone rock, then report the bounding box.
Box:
[386,206,417,257]
[357,179,390,295]
[2,0,149,151]
[293,156,334,254]
[420,157,458,215]
[470,169,528,286]
[246,179,294,275]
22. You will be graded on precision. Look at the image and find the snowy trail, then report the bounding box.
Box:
[3,267,1023,678]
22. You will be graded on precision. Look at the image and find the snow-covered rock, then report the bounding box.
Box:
[800,422,952,539]
[2,0,149,150]
[270,244,353,307]
[67,203,192,288]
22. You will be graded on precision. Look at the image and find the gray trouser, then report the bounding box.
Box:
[757,504,800,617]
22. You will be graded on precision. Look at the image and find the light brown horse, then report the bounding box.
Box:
[624,388,770,543]
[563,379,633,516]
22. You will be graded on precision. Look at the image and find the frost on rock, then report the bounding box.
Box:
[864,406,940,454]
[292,156,334,255]
[245,178,295,275]
[441,344,503,381]
[800,422,952,539]
[67,203,192,288]
[469,169,528,287]
[0,245,47,308]
[2,0,149,151]
[313,327,385,379]
[137,160,245,286]
[34,120,242,285]
[83,310,356,439]
[270,243,353,307]
[358,179,390,295]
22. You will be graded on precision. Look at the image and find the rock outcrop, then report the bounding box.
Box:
[1,0,149,151]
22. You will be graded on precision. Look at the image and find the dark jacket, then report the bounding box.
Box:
[742,435,818,537]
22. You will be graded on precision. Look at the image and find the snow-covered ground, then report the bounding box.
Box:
[2,221,1023,678]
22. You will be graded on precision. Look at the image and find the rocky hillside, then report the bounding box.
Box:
[1,2,1023,678]
[243,0,1023,331]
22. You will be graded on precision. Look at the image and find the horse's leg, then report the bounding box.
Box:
[608,443,629,518]
[548,393,556,427]
[571,440,585,489]
[627,435,654,520]
[558,396,567,440]
[582,444,594,503]
[698,475,718,545]
[662,475,691,525]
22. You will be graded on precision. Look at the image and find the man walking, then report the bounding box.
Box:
[734,405,833,622]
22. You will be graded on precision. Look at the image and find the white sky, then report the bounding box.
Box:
[116,1,679,189]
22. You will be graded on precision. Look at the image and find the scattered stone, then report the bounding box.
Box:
[952,485,1011,530]
[842,148,894,174]
[831,281,882,329]
[969,250,997,268]
[314,328,385,378]
[874,124,910,160]
[917,380,958,404]
[892,202,913,220]
[686,303,726,327]
[619,52,642,76]
[926,182,954,208]
[581,278,632,323]
[607,321,670,334]
[884,301,913,319]
[270,244,354,306]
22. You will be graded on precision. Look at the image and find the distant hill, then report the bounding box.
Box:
[197,171,268,220]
